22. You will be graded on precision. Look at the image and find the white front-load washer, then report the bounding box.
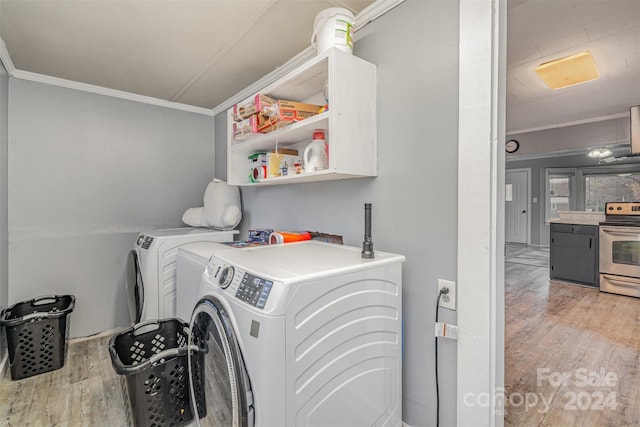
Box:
[176,242,228,322]
[187,241,405,427]
[125,227,237,324]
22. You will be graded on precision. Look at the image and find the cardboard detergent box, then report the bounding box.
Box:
[232,114,262,141]
[233,94,275,121]
[256,100,324,133]
[276,100,323,121]
[248,149,302,181]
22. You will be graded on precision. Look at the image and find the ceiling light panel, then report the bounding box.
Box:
[534,51,600,90]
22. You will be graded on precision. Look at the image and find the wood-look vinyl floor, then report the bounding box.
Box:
[3,244,639,426]
[505,243,640,427]
[0,331,130,427]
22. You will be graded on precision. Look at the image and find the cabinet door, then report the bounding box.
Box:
[550,232,597,285]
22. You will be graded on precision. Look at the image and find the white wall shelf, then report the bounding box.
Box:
[227,48,377,186]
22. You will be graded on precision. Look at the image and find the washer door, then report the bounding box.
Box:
[125,249,144,324]
[189,296,254,427]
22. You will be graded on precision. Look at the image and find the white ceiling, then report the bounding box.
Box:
[0,0,375,109]
[507,0,640,134]
[0,0,638,133]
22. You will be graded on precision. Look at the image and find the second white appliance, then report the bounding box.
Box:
[188,241,405,426]
[176,241,228,321]
[125,227,237,324]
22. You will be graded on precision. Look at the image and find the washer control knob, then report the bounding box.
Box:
[219,266,234,289]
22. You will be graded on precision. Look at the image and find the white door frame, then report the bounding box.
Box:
[457,0,505,426]
[506,168,531,245]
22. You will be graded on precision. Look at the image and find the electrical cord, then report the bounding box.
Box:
[435,287,449,427]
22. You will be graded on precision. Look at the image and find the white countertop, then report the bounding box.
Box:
[550,218,603,226]
[549,211,605,226]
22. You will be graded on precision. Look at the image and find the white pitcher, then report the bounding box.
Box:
[304,140,328,173]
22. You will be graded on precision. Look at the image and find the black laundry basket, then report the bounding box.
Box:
[109,318,203,427]
[0,294,75,380]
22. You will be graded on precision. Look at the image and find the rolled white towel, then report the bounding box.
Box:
[182,207,207,227]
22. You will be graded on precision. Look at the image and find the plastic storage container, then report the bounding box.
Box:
[0,294,75,380]
[109,318,203,427]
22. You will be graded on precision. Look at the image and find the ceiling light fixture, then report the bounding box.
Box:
[588,147,612,158]
[534,51,600,90]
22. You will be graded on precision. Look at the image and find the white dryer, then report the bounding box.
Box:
[125,227,237,324]
[176,242,228,322]
[187,241,405,427]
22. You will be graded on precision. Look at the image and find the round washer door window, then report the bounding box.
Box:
[125,249,143,324]
[188,297,254,427]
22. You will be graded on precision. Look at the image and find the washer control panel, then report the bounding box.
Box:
[218,266,234,289]
[235,273,273,309]
[137,234,154,249]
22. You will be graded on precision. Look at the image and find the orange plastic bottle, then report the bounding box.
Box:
[269,231,312,244]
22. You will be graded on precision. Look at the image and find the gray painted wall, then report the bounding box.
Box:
[216,2,459,426]
[215,114,227,183]
[507,153,640,245]
[507,117,630,157]
[8,79,215,337]
[0,58,8,361]
[506,118,635,246]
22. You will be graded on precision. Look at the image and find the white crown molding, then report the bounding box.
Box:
[210,46,317,117]
[2,36,212,116]
[0,37,16,75]
[355,0,406,29]
[10,69,213,116]
[507,111,630,136]
[2,0,407,118]
[210,0,407,117]
[506,142,630,162]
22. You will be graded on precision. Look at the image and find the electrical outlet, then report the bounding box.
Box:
[438,279,456,310]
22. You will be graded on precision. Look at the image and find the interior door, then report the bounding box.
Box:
[188,296,254,427]
[505,170,529,243]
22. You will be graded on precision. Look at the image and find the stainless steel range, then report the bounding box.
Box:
[600,202,640,297]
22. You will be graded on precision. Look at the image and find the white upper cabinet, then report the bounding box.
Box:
[227,48,377,186]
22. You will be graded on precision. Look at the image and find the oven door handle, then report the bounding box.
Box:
[601,274,640,286]
[600,226,640,235]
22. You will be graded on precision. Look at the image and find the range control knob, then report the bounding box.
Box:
[617,207,623,211]
[218,266,234,289]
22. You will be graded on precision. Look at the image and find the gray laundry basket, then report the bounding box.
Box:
[0,294,75,380]
[109,318,204,427]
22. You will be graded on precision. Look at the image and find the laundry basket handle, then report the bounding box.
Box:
[109,341,198,376]
[0,294,75,326]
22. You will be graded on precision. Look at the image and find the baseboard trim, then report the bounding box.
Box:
[69,326,124,343]
[0,328,123,382]
[0,351,8,383]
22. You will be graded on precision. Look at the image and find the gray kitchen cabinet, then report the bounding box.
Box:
[550,223,599,287]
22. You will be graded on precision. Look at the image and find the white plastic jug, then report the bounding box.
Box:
[304,140,328,173]
[311,7,355,54]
